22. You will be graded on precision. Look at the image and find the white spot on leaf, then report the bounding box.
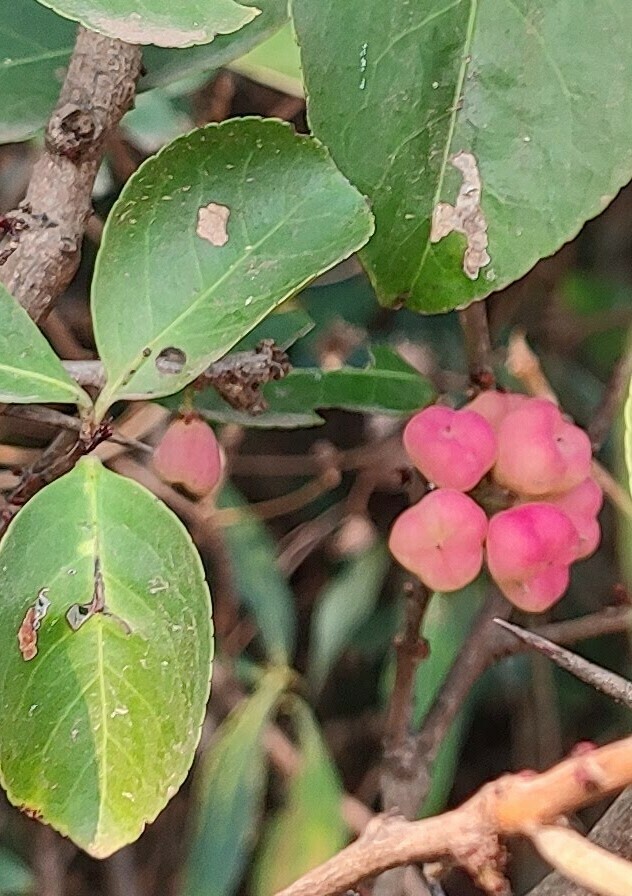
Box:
[197,202,230,247]
[430,150,490,280]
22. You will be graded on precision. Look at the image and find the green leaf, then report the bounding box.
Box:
[0,848,33,895]
[293,0,632,313]
[34,0,259,47]
[184,668,290,896]
[0,282,91,408]
[0,2,73,143]
[251,698,347,896]
[230,22,303,97]
[218,484,296,664]
[138,0,288,89]
[0,0,287,143]
[231,306,315,353]
[195,347,435,428]
[92,118,374,418]
[0,458,213,858]
[308,542,390,693]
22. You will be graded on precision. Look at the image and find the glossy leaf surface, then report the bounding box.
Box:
[34,0,259,47]
[293,0,632,312]
[92,118,374,416]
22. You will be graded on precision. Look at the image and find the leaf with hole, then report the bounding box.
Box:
[92,117,374,418]
[0,281,91,409]
[293,0,632,312]
[0,458,213,857]
[33,0,259,47]
[183,668,289,896]
[251,698,347,896]
[194,346,435,428]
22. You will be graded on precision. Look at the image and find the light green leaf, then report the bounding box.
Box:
[135,0,288,89]
[0,0,287,143]
[0,848,33,895]
[230,22,303,97]
[0,281,91,408]
[92,118,374,418]
[0,458,213,858]
[34,0,259,47]
[309,542,390,693]
[195,347,435,428]
[184,668,290,896]
[218,484,296,664]
[251,698,347,896]
[293,0,632,313]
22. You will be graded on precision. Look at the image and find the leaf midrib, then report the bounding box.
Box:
[410,0,479,292]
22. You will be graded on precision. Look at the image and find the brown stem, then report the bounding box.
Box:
[528,788,632,896]
[458,300,495,389]
[588,337,632,452]
[275,736,632,896]
[0,29,142,322]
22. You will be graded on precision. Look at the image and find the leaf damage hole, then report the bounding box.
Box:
[155,347,186,376]
[17,588,50,661]
[66,558,131,635]
[197,202,230,247]
[430,150,490,280]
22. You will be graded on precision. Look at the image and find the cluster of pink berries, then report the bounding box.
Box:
[389,393,602,612]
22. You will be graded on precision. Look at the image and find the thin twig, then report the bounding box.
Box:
[274,736,632,896]
[493,618,632,709]
[588,336,632,452]
[458,300,495,389]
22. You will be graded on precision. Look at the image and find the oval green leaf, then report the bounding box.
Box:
[92,118,374,417]
[34,0,259,47]
[293,0,632,313]
[184,668,289,896]
[251,698,347,896]
[195,347,435,428]
[0,281,91,408]
[0,458,213,858]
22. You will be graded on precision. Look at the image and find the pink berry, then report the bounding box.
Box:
[543,477,603,559]
[465,391,527,433]
[486,503,580,611]
[403,406,497,491]
[389,489,488,592]
[153,414,224,497]
[493,399,592,496]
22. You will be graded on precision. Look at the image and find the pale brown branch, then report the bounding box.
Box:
[459,300,495,389]
[275,736,632,896]
[0,29,142,322]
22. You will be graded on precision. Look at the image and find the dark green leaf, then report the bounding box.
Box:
[0,282,91,409]
[92,118,374,418]
[251,698,346,896]
[184,668,290,896]
[309,542,390,693]
[0,458,213,857]
[34,0,258,47]
[218,484,296,664]
[293,0,632,312]
[195,346,434,428]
